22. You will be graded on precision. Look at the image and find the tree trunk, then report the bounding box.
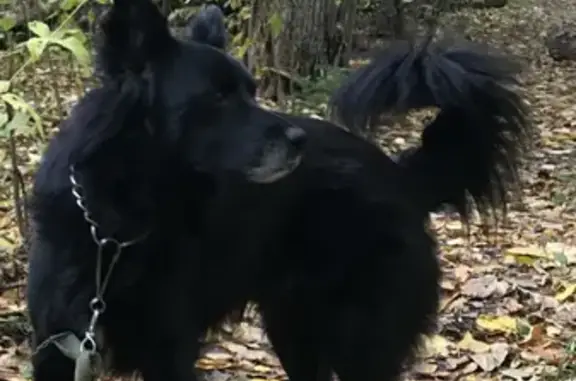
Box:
[240,0,357,103]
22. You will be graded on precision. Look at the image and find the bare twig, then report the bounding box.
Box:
[0,281,26,293]
[8,123,28,240]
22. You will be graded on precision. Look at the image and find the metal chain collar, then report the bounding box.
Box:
[69,165,147,356]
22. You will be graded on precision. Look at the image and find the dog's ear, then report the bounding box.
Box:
[97,0,175,78]
[187,5,227,49]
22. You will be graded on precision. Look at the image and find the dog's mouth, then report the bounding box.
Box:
[246,142,303,184]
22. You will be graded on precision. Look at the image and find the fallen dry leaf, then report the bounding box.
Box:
[461,275,510,299]
[555,282,576,302]
[476,315,518,334]
[469,343,510,372]
[421,335,454,357]
[505,246,549,258]
[500,367,537,380]
[412,362,438,375]
[458,332,491,353]
[518,324,546,346]
[523,345,566,365]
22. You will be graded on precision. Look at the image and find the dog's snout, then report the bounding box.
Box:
[285,126,307,149]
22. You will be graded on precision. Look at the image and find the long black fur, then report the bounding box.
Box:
[26,2,532,381]
[330,39,531,222]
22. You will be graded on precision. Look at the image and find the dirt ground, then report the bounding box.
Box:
[1,0,576,380]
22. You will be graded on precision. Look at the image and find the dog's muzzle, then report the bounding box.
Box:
[247,125,306,184]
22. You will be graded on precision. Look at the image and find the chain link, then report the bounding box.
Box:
[69,165,147,355]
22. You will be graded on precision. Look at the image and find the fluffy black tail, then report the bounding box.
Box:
[330,39,532,225]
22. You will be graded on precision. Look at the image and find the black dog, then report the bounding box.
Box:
[27,1,531,381]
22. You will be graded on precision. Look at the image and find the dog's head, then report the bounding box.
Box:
[96,0,305,183]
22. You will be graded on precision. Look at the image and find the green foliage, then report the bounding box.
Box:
[26,20,90,66]
[224,0,253,60]
[268,12,283,39]
[0,15,16,32]
[0,0,93,140]
[288,67,351,117]
[0,80,43,138]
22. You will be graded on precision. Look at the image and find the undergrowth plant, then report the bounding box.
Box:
[0,0,97,238]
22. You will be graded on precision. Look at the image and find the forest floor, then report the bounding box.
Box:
[1,0,576,380]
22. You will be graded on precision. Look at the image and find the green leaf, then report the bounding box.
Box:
[0,111,10,138]
[268,12,283,38]
[0,110,8,127]
[26,37,48,62]
[0,15,16,32]
[28,21,51,38]
[0,80,10,93]
[1,92,29,110]
[60,0,80,11]
[53,27,87,44]
[67,28,88,44]
[0,93,44,139]
[231,31,245,45]
[231,38,252,60]
[4,111,31,136]
[54,36,91,66]
[238,6,251,20]
[50,28,66,41]
[226,0,242,10]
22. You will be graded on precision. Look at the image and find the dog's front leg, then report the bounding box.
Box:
[31,337,76,381]
[138,334,201,381]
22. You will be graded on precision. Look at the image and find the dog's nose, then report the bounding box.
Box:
[285,126,307,150]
